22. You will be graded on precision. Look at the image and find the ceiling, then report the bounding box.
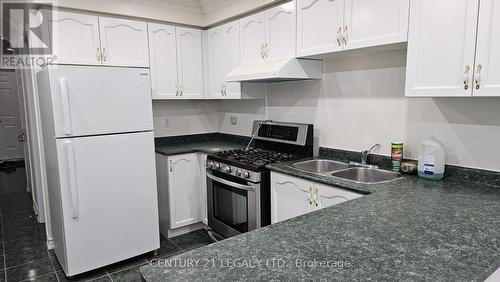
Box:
[131,0,240,14]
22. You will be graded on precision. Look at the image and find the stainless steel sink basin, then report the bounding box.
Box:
[331,167,403,184]
[292,159,350,174]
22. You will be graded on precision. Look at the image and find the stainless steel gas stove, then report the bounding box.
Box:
[206,121,313,239]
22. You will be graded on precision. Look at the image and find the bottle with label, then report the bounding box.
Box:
[418,136,445,180]
[391,143,404,172]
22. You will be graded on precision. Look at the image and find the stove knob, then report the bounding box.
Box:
[242,171,250,179]
[236,169,242,176]
[207,161,214,169]
[223,165,232,173]
[213,162,221,170]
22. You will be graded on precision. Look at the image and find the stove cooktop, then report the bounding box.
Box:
[208,148,301,171]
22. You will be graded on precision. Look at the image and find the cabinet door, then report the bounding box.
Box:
[207,27,226,98]
[148,23,178,99]
[343,0,409,50]
[50,11,101,65]
[314,183,363,210]
[265,2,296,61]
[99,17,149,67]
[176,27,204,99]
[271,173,313,224]
[297,0,344,57]
[168,154,199,229]
[240,13,266,65]
[223,22,242,99]
[405,0,479,97]
[474,0,500,97]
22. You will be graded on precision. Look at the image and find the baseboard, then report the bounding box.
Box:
[165,223,206,239]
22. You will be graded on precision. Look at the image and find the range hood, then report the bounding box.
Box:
[226,58,323,82]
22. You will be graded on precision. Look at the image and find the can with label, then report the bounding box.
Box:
[391,143,404,172]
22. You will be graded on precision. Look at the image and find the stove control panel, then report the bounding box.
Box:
[206,161,259,182]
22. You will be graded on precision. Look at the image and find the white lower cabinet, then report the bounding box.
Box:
[156,153,207,237]
[271,172,364,224]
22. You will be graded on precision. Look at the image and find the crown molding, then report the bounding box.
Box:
[127,0,204,14]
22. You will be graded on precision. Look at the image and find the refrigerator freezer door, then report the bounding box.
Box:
[48,66,153,138]
[56,131,159,276]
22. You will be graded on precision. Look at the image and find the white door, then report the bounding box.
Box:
[98,17,149,67]
[314,184,363,210]
[271,173,313,224]
[265,2,296,61]
[50,11,101,65]
[474,0,500,97]
[343,0,409,50]
[57,132,159,276]
[240,13,266,65]
[0,71,24,160]
[223,21,242,99]
[207,27,226,98]
[405,0,479,97]
[176,27,203,99]
[44,66,153,137]
[168,153,199,229]
[148,23,179,99]
[297,0,344,57]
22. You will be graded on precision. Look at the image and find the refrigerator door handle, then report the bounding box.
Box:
[59,79,73,136]
[65,141,80,219]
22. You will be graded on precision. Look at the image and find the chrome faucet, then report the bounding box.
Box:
[361,144,379,164]
[350,144,379,169]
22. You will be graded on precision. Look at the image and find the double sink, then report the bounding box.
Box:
[292,159,403,184]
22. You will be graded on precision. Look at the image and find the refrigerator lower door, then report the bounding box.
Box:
[47,66,153,138]
[55,131,159,276]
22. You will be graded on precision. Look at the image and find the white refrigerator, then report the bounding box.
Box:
[37,65,160,276]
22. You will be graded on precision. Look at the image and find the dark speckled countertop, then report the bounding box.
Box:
[155,133,248,156]
[142,147,500,281]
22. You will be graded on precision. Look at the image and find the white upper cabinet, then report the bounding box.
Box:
[405,0,479,97]
[176,27,204,99]
[265,2,296,61]
[297,0,344,57]
[148,23,178,99]
[474,0,500,97]
[50,11,101,65]
[206,21,242,99]
[240,1,296,64]
[240,13,266,65]
[98,17,150,67]
[207,27,226,98]
[223,22,242,98]
[297,0,409,57]
[343,0,409,50]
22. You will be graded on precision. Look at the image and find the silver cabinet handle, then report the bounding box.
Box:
[169,160,173,172]
[175,84,179,96]
[337,27,342,46]
[260,43,265,59]
[307,187,313,205]
[206,172,256,191]
[343,25,348,45]
[96,48,101,62]
[264,43,268,58]
[464,65,470,90]
[475,64,482,90]
[179,85,183,96]
[102,47,107,62]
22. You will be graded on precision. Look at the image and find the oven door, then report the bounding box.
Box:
[206,170,260,238]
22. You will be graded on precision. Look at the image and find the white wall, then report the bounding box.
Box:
[263,50,500,172]
[218,99,267,136]
[153,100,219,137]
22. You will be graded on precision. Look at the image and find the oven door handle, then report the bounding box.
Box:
[207,172,256,191]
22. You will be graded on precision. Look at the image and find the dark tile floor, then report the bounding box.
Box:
[0,166,213,282]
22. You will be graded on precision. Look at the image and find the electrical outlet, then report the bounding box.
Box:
[230,116,238,125]
[164,118,170,128]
